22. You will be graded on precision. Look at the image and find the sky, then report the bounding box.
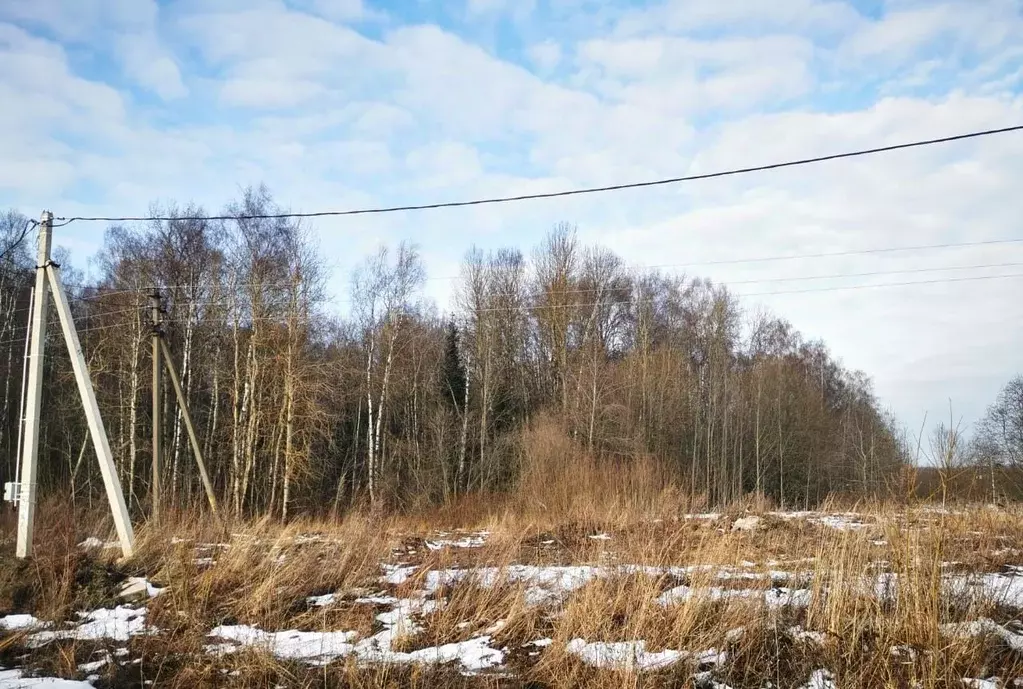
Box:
[0,0,1022,441]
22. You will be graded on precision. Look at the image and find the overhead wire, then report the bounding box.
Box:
[1,124,1018,345]
[1,269,1020,349]
[0,219,39,263]
[61,236,1023,300]
[49,124,1023,227]
[105,259,1023,308]
[8,254,1023,312]
[469,273,1023,313]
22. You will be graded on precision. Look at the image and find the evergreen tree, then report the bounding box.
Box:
[441,321,467,413]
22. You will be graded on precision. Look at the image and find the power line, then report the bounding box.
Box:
[478,273,1023,313]
[640,238,1023,271]
[122,259,1023,307]
[10,256,1023,315]
[740,272,1023,298]
[0,219,38,263]
[66,236,1023,298]
[50,124,1023,227]
[424,237,1023,281]
[726,260,1023,286]
[1,271,1020,348]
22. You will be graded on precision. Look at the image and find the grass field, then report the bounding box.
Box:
[1,491,1023,688]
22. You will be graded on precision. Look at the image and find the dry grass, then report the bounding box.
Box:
[2,444,1023,687]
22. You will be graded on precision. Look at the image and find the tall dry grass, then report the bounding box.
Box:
[1,429,1023,686]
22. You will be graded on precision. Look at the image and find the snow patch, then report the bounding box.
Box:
[119,577,165,600]
[28,607,151,647]
[942,618,1023,651]
[307,594,335,608]
[209,595,503,672]
[381,564,418,586]
[77,537,118,551]
[77,655,110,673]
[790,627,827,645]
[425,533,488,550]
[963,680,1000,689]
[731,516,762,532]
[0,615,46,631]
[565,639,683,671]
[657,585,811,608]
[209,626,359,661]
[0,669,94,688]
[802,669,836,689]
[565,639,725,672]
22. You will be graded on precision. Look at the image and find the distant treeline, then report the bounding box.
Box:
[1,186,1013,518]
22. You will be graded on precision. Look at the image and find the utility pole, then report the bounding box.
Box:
[16,211,135,559]
[160,338,218,513]
[12,287,34,498]
[16,213,52,558]
[151,291,163,523]
[48,248,134,556]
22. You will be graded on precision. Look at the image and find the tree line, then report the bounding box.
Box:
[0,187,929,518]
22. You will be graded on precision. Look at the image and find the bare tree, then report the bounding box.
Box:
[352,242,424,505]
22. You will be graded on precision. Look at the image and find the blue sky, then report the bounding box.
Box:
[1,0,1022,440]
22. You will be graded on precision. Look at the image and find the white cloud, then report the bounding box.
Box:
[0,0,187,100]
[527,40,561,72]
[220,77,326,108]
[117,35,188,100]
[575,35,815,114]
[842,5,956,59]
[300,0,371,22]
[613,0,862,37]
[0,0,1021,434]
[466,0,537,18]
[179,4,384,108]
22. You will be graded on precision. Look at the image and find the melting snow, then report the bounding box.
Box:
[565,639,682,671]
[77,537,119,551]
[657,585,811,608]
[381,564,418,586]
[209,595,503,672]
[209,626,360,661]
[119,577,165,600]
[421,565,606,605]
[963,679,1000,689]
[425,533,488,550]
[0,670,93,688]
[802,669,837,689]
[942,618,1023,651]
[789,627,827,645]
[0,615,46,631]
[694,670,736,689]
[27,607,151,648]
[77,655,110,673]
[769,512,868,531]
[565,639,725,672]
[307,594,336,608]
[731,516,762,532]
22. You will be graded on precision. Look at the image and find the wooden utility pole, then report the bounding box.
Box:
[16,213,52,558]
[16,211,135,559]
[160,338,218,513]
[151,291,163,523]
